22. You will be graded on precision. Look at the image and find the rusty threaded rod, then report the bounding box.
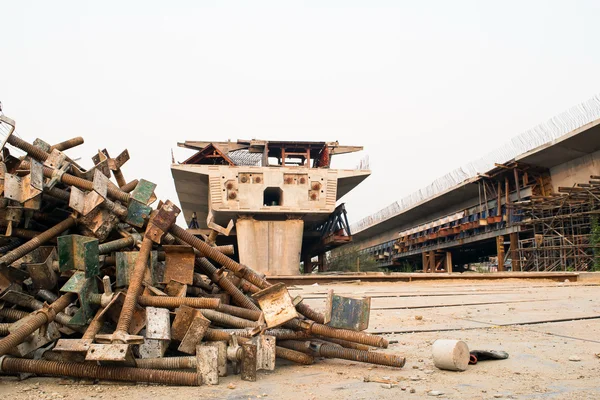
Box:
[121,179,139,193]
[0,323,11,335]
[203,328,314,365]
[137,296,220,310]
[286,319,388,349]
[279,340,405,368]
[0,308,29,322]
[0,357,201,386]
[192,273,215,293]
[221,328,312,340]
[317,336,372,351]
[98,236,136,254]
[171,224,268,290]
[0,215,76,267]
[81,307,106,340]
[296,302,325,324]
[216,304,262,321]
[7,135,49,162]
[136,356,197,370]
[20,160,131,204]
[194,256,259,311]
[0,293,75,356]
[112,168,127,188]
[200,309,259,329]
[114,236,153,336]
[50,137,84,152]
[1,291,84,333]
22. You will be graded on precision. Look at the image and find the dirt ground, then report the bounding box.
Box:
[1,277,600,399]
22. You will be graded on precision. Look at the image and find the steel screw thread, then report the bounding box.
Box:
[171,224,268,289]
[0,308,29,321]
[200,309,259,329]
[137,296,220,310]
[216,304,262,321]
[120,179,139,193]
[115,236,153,334]
[112,169,127,188]
[318,337,372,351]
[0,293,75,356]
[203,328,314,365]
[44,187,71,201]
[7,135,49,162]
[296,302,325,324]
[0,358,200,386]
[271,345,314,365]
[0,323,11,335]
[82,308,106,340]
[287,319,388,349]
[136,356,197,370]
[0,238,23,254]
[50,137,84,152]
[101,198,128,219]
[20,160,131,204]
[98,236,135,254]
[195,256,260,311]
[319,344,405,368]
[221,328,311,340]
[0,216,76,267]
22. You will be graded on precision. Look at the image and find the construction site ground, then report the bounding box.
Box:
[1,276,600,400]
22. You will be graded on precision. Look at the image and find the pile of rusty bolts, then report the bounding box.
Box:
[0,115,404,386]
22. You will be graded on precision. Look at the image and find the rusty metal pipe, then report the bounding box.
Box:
[0,215,76,267]
[0,293,75,356]
[0,357,201,386]
[50,137,84,152]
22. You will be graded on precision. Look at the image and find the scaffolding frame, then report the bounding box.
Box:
[510,177,600,272]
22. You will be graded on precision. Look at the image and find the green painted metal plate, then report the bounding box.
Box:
[325,291,371,331]
[57,235,99,278]
[60,271,98,326]
[131,179,156,204]
[115,250,160,287]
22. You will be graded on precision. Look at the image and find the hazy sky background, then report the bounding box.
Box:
[2,1,600,227]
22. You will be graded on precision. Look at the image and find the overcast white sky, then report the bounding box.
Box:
[2,1,600,226]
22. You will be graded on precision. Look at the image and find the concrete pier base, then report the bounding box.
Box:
[236,218,304,276]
